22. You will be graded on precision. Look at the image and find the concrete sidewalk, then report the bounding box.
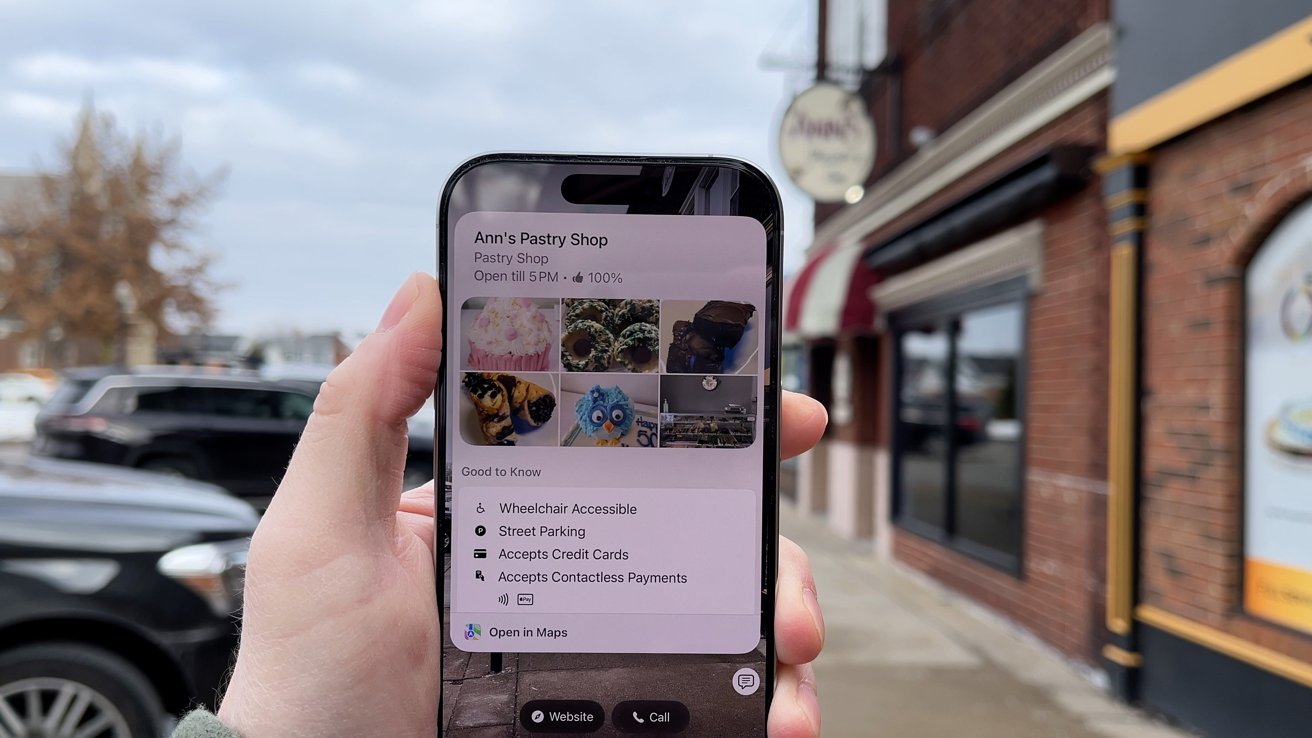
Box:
[780,503,1192,738]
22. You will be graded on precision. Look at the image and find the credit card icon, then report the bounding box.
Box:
[474,548,487,559]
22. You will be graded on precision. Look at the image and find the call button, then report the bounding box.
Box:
[520,700,604,733]
[612,700,691,733]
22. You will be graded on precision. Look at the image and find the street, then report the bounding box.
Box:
[0,441,28,465]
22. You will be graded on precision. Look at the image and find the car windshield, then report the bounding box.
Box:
[45,378,97,410]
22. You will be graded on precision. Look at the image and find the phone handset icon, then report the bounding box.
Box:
[632,712,645,724]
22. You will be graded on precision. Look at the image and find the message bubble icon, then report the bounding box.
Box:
[732,667,759,695]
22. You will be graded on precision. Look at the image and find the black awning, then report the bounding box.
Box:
[863,145,1094,273]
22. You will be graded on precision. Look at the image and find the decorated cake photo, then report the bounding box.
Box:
[661,300,758,374]
[1266,399,1312,458]
[459,371,559,447]
[559,374,659,448]
[560,298,661,373]
[462,297,559,372]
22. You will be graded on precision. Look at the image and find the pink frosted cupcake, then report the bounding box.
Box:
[467,298,553,371]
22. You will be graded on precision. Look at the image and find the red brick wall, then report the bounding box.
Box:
[816,0,1109,231]
[879,92,1112,664]
[889,180,1112,663]
[1140,79,1312,664]
[806,0,1115,663]
[883,0,1107,171]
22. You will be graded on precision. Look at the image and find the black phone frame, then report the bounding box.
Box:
[436,152,784,733]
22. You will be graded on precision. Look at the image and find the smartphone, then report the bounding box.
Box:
[437,154,782,736]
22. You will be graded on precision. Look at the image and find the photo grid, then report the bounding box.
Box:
[457,296,759,449]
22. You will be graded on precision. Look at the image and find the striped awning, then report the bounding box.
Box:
[784,244,880,340]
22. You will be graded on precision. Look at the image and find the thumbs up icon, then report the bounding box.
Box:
[572,272,584,283]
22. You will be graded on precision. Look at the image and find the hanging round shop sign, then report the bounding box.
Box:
[778,82,876,203]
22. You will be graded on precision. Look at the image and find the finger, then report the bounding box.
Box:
[768,662,820,738]
[270,273,442,533]
[775,535,824,666]
[780,391,827,460]
[400,483,436,518]
[398,511,437,558]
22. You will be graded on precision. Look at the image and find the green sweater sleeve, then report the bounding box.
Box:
[172,710,242,738]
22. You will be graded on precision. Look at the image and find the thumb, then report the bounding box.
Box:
[268,273,442,535]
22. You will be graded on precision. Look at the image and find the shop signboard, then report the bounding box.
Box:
[777,82,875,203]
[1244,200,1312,635]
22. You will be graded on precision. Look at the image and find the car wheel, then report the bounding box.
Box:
[140,456,200,479]
[0,642,163,738]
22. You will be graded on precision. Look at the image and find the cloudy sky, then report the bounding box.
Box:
[0,0,823,337]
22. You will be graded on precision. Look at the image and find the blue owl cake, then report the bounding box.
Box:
[575,385,634,446]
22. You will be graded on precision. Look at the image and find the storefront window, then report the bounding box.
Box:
[1243,198,1312,636]
[892,281,1027,569]
[899,325,949,530]
[954,303,1024,559]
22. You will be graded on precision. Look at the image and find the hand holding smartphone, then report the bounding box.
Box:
[439,155,783,735]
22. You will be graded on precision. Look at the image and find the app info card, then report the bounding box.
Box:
[448,211,767,654]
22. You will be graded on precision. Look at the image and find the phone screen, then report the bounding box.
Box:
[439,156,780,736]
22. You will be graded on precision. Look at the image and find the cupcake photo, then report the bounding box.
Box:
[560,298,660,372]
[462,297,559,372]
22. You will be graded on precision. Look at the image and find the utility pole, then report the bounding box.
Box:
[816,0,829,82]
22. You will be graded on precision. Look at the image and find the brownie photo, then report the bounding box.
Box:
[665,301,754,373]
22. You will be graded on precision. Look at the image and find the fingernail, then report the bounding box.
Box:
[804,586,825,643]
[797,675,821,734]
[377,275,420,332]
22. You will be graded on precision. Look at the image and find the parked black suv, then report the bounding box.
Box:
[0,457,257,737]
[34,367,435,508]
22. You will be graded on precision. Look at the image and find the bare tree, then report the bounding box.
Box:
[0,102,225,364]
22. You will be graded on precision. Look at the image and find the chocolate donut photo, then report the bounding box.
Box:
[559,298,661,372]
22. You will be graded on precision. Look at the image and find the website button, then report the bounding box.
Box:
[519,700,604,733]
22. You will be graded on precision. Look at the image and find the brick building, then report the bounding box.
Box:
[1100,4,1312,736]
[786,0,1115,664]
[785,1,1312,735]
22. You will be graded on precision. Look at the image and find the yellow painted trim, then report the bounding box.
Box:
[1094,152,1154,174]
[1110,217,1148,237]
[1110,17,1312,155]
[1104,189,1149,209]
[1136,605,1312,689]
[1106,244,1138,635]
[1103,644,1144,668]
